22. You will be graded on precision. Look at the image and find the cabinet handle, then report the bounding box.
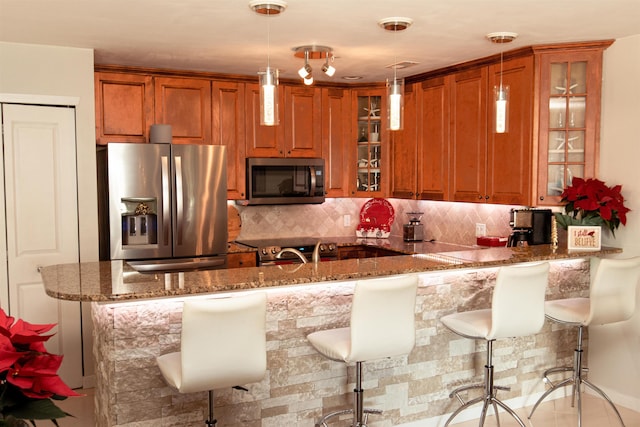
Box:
[485,195,489,200]
[539,196,544,201]
[478,195,483,200]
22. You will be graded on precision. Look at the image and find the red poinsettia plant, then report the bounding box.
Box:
[0,309,79,426]
[555,177,631,236]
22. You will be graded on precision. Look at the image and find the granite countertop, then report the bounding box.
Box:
[41,239,622,302]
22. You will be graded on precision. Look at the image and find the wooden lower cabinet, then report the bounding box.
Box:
[338,245,401,260]
[227,252,257,269]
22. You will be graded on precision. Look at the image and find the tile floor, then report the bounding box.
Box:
[55,388,639,426]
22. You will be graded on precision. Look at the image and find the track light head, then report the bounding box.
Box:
[322,63,336,77]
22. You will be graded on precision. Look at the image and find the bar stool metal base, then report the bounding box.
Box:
[205,390,217,426]
[528,326,626,427]
[315,361,383,427]
[444,340,526,427]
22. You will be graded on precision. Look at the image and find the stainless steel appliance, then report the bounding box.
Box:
[403,212,424,242]
[236,237,338,266]
[243,157,325,205]
[97,142,228,272]
[508,208,552,247]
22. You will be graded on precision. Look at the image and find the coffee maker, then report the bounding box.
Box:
[403,212,424,241]
[508,208,553,247]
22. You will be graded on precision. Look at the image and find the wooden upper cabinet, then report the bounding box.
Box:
[322,87,351,198]
[535,46,608,205]
[284,85,323,158]
[352,88,387,197]
[449,67,488,203]
[154,77,212,145]
[417,77,450,201]
[212,81,246,199]
[245,82,286,157]
[486,56,534,205]
[391,83,418,199]
[95,72,154,145]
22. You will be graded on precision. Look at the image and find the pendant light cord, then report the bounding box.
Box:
[499,47,504,91]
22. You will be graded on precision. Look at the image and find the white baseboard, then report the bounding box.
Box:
[585,384,640,413]
[82,374,96,389]
[397,391,564,427]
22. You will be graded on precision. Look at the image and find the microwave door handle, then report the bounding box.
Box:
[309,165,317,196]
[174,155,184,245]
[161,155,171,246]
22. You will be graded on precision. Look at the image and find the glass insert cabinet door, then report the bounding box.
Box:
[538,49,602,205]
[356,94,383,193]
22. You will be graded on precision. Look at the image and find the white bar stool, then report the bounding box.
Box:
[529,256,640,427]
[440,262,550,427]
[307,274,418,427]
[156,292,267,426]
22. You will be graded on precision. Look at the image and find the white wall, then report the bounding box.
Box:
[0,42,99,262]
[591,34,640,409]
[0,42,99,384]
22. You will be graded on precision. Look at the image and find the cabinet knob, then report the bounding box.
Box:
[485,195,489,200]
[478,195,483,200]
[539,196,544,201]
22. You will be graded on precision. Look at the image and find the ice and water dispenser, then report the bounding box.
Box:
[120,198,158,246]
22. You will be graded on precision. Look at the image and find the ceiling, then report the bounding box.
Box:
[1,0,639,84]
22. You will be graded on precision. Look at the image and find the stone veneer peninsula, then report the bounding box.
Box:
[41,244,621,426]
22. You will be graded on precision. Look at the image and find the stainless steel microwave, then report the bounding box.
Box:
[243,157,325,205]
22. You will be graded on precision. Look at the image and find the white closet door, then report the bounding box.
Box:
[1,103,82,387]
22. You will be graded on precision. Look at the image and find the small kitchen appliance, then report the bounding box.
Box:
[508,208,553,247]
[403,212,424,242]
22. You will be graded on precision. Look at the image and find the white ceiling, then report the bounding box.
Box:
[1,0,639,83]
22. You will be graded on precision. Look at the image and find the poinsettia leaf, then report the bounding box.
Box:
[3,397,69,420]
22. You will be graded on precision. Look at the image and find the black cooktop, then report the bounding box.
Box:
[236,237,329,249]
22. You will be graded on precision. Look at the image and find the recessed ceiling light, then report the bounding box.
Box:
[386,60,420,70]
[249,0,287,15]
[378,17,413,32]
[342,76,363,81]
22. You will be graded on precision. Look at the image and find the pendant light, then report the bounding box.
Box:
[250,0,287,126]
[379,17,413,131]
[487,32,517,134]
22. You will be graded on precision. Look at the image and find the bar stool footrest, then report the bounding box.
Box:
[315,407,383,427]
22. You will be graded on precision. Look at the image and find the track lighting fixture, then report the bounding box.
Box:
[292,45,335,84]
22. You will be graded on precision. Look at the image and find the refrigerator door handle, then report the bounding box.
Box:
[161,155,170,246]
[174,155,184,245]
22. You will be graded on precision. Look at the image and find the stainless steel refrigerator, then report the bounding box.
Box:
[97,142,228,272]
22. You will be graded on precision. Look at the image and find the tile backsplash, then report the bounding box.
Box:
[233,198,525,246]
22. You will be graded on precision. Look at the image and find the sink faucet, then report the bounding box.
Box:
[275,248,308,264]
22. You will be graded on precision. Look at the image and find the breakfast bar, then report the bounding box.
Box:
[42,244,621,426]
